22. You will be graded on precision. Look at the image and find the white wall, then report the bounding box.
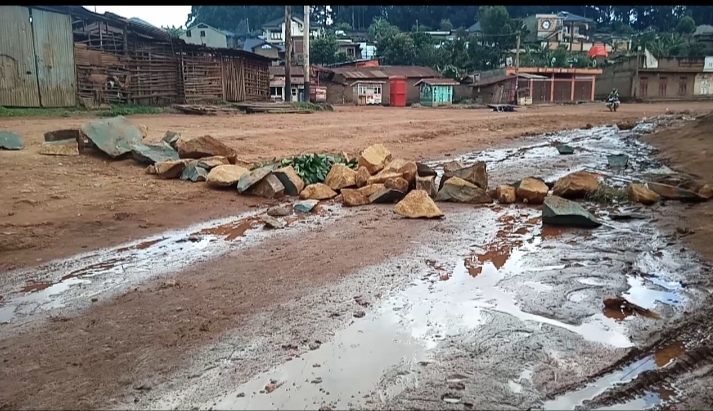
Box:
[264,19,322,43]
[180,25,227,48]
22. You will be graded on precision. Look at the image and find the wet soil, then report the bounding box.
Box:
[1,102,708,272]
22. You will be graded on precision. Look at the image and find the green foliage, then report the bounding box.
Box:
[276,154,358,185]
[439,19,453,32]
[334,22,352,32]
[586,185,630,204]
[675,16,696,35]
[310,35,340,65]
[162,25,184,37]
[0,105,163,118]
[96,105,164,117]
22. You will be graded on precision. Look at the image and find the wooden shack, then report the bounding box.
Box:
[414,78,460,107]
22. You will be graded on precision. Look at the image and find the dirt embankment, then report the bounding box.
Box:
[0,102,709,271]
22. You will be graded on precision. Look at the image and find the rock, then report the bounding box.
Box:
[516,177,549,204]
[607,154,629,168]
[131,142,179,165]
[334,194,343,202]
[145,165,156,175]
[416,175,438,198]
[206,165,250,187]
[358,184,385,198]
[542,196,601,228]
[355,166,370,187]
[603,295,660,319]
[294,199,319,213]
[627,183,659,205]
[324,164,358,190]
[609,212,648,221]
[273,166,305,196]
[647,182,706,202]
[556,145,574,155]
[358,144,392,175]
[176,135,237,163]
[80,116,143,158]
[369,188,407,204]
[436,177,492,203]
[385,177,409,193]
[299,183,337,200]
[44,129,81,143]
[340,189,370,207]
[617,121,636,131]
[439,161,488,191]
[260,214,285,229]
[552,171,600,199]
[196,156,230,170]
[0,131,24,150]
[394,190,443,219]
[138,124,148,139]
[367,171,403,185]
[246,174,285,199]
[180,165,208,182]
[154,160,189,179]
[699,184,713,199]
[237,167,272,193]
[495,185,517,203]
[39,139,79,156]
[267,205,292,217]
[416,162,437,177]
[382,159,418,185]
[162,131,181,149]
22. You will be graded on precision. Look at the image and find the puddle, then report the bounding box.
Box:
[544,341,686,410]
[0,206,340,326]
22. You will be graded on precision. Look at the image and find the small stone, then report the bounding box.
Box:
[340,189,370,207]
[324,164,358,190]
[607,154,629,168]
[294,199,319,213]
[556,145,574,155]
[176,135,237,163]
[206,165,250,188]
[358,144,392,175]
[647,182,705,202]
[180,165,208,182]
[260,214,285,229]
[237,167,272,193]
[416,175,437,198]
[131,142,179,165]
[627,183,659,205]
[39,139,79,156]
[247,174,285,199]
[273,165,305,196]
[358,184,385,198]
[436,177,491,203]
[416,162,437,177]
[385,177,409,193]
[353,311,366,318]
[162,131,181,149]
[196,156,230,170]
[542,196,601,228]
[699,184,713,199]
[516,177,549,204]
[552,171,600,199]
[236,392,245,398]
[394,190,443,219]
[309,342,321,350]
[154,160,189,179]
[267,205,292,217]
[138,124,148,139]
[495,185,517,203]
[355,166,370,187]
[300,183,337,200]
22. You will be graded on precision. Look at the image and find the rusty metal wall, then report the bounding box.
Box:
[31,8,77,107]
[0,6,41,107]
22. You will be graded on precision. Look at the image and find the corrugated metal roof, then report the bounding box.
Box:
[414,78,460,86]
[516,73,548,79]
[270,66,305,76]
[330,65,442,79]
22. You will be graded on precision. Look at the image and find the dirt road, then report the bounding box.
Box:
[1,103,713,410]
[0,102,708,271]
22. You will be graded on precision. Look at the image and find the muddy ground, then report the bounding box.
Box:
[1,102,713,410]
[0,102,708,271]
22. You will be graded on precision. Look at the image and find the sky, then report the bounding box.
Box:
[83,6,191,28]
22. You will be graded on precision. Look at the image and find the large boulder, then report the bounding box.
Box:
[495,185,517,204]
[382,159,418,185]
[416,175,438,198]
[647,182,706,202]
[206,165,250,187]
[131,142,179,165]
[542,196,601,228]
[385,177,409,193]
[0,132,24,150]
[176,135,238,163]
[369,188,407,204]
[436,177,492,203]
[552,171,600,199]
[324,164,358,190]
[180,165,208,182]
[273,165,305,196]
[358,144,392,175]
[516,177,549,204]
[80,116,142,158]
[237,167,272,193]
[394,190,443,219]
[416,162,437,177]
[627,183,659,205]
[356,166,371,187]
[39,139,79,156]
[340,189,370,207]
[300,183,338,200]
[246,174,285,199]
[154,159,189,179]
[439,161,488,191]
[358,184,385,198]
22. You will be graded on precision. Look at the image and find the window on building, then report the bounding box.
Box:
[678,76,687,96]
[270,87,282,99]
[186,30,192,37]
[270,31,281,40]
[292,87,298,96]
[200,30,206,37]
[374,86,382,95]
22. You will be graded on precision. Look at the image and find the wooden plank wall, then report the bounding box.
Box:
[182,50,223,102]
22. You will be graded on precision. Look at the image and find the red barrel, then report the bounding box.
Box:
[389,76,407,107]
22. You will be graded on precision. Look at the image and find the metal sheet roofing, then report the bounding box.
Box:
[413,78,460,86]
[329,65,442,79]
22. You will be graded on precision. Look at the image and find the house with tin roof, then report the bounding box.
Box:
[180,22,240,49]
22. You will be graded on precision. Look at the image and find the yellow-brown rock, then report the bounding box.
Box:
[385,177,409,193]
[340,189,370,207]
[699,184,713,199]
[394,190,444,219]
[436,177,492,203]
[138,124,149,139]
[299,183,338,200]
[324,164,358,190]
[176,135,238,164]
[206,165,250,187]
[416,175,437,198]
[39,140,79,156]
[196,156,230,170]
[356,166,370,187]
[552,171,600,199]
[358,144,392,175]
[627,183,659,205]
[358,184,385,198]
[516,178,549,204]
[496,185,517,204]
[382,159,418,185]
[368,171,403,185]
[273,165,305,196]
[154,160,189,179]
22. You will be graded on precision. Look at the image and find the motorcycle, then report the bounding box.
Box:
[606,97,620,112]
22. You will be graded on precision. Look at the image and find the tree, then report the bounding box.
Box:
[377,33,417,65]
[368,18,399,42]
[675,16,696,35]
[162,25,184,37]
[311,35,340,65]
[334,22,352,32]
[439,19,453,31]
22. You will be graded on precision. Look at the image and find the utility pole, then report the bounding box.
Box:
[303,5,311,102]
[514,32,521,105]
[284,6,292,102]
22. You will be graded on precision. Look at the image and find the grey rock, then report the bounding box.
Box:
[44,129,81,143]
[556,145,574,155]
[260,214,285,229]
[180,165,208,182]
[369,188,407,204]
[267,205,293,217]
[607,154,629,168]
[132,142,179,165]
[542,196,601,228]
[0,131,24,150]
[80,116,143,158]
[647,182,706,202]
[294,200,319,213]
[162,131,181,149]
[416,162,437,177]
[237,167,272,193]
